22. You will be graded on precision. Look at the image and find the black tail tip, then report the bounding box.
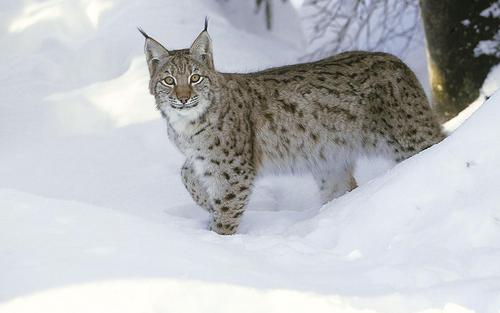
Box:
[204,16,209,32]
[137,26,150,39]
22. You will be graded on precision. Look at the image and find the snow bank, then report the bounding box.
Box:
[0,0,303,145]
[0,278,381,313]
[2,93,500,312]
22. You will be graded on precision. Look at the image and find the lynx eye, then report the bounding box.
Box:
[161,76,175,86]
[190,74,202,84]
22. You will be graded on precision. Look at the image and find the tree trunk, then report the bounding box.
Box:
[419,0,499,122]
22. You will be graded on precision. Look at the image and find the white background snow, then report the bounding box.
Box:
[1,1,499,312]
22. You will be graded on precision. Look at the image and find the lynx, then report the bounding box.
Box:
[140,21,444,235]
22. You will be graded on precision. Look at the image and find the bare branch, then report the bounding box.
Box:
[302,0,421,60]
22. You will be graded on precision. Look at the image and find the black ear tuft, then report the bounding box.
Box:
[204,17,208,32]
[137,26,150,39]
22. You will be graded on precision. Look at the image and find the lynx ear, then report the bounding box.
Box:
[190,18,214,69]
[138,27,169,77]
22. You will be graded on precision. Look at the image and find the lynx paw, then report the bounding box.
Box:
[209,219,238,235]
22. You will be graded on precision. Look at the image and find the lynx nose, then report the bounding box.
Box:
[178,96,189,104]
[176,85,191,105]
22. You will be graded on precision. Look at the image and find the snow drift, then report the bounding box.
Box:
[2,91,500,313]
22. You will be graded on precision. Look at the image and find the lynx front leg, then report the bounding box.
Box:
[181,160,212,212]
[209,173,254,235]
[313,162,357,204]
[198,160,255,235]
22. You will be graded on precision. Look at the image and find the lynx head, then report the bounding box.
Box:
[139,19,215,120]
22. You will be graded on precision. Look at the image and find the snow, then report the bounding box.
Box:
[474,2,500,58]
[443,63,500,133]
[1,1,500,313]
[474,31,500,58]
[480,2,500,18]
[461,19,471,27]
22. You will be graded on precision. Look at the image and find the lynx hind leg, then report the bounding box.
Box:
[391,125,446,163]
[181,160,212,212]
[313,162,357,204]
